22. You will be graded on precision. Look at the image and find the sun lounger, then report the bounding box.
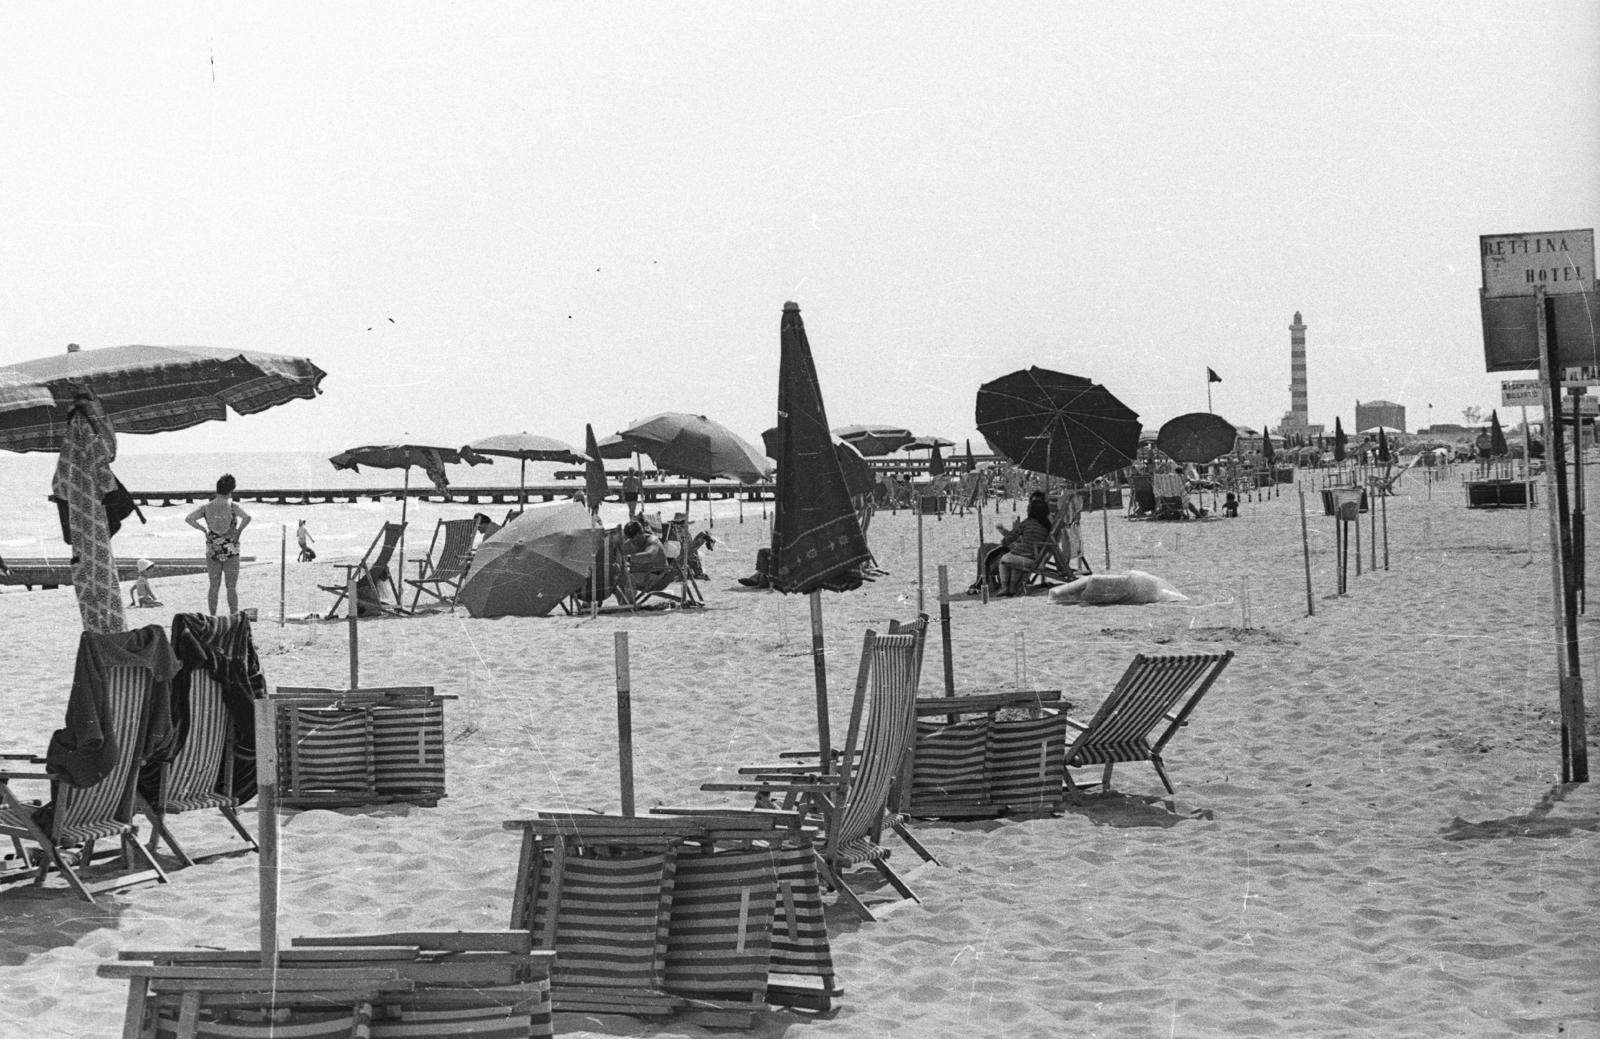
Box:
[0,640,170,903]
[1062,651,1233,799]
[405,517,477,612]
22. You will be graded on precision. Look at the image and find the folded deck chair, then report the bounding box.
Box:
[405,517,477,612]
[0,664,169,903]
[1063,651,1234,800]
[271,687,450,809]
[694,628,931,921]
[906,690,1068,819]
[319,521,406,618]
[137,615,258,867]
[107,931,554,1039]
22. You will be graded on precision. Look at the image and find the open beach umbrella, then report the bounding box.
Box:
[902,434,956,452]
[616,412,772,484]
[1334,417,1348,463]
[833,424,915,457]
[330,442,493,593]
[975,366,1141,483]
[457,503,596,618]
[1489,411,1508,457]
[1155,412,1239,464]
[594,433,635,461]
[465,432,585,505]
[0,343,326,453]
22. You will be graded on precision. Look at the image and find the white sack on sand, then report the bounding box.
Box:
[1048,569,1189,605]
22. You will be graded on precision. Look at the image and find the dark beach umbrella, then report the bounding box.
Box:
[976,366,1141,482]
[616,412,772,484]
[902,435,956,452]
[927,442,946,476]
[457,503,596,618]
[965,440,976,473]
[465,432,585,506]
[761,427,876,500]
[1333,417,1347,463]
[770,301,870,594]
[594,433,635,461]
[0,343,325,453]
[1263,425,1277,468]
[584,424,609,511]
[1489,411,1508,457]
[1155,412,1240,464]
[833,424,915,457]
[1378,426,1392,464]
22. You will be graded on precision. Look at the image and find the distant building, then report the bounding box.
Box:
[1355,400,1407,433]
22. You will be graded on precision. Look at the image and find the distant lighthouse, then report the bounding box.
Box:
[1280,311,1323,437]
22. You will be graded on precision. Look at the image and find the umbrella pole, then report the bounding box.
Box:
[1299,485,1315,616]
[916,496,926,616]
[279,525,287,627]
[253,696,279,968]
[809,592,831,773]
[520,459,527,509]
[683,478,692,605]
[348,572,359,687]
[975,477,988,604]
[589,510,599,620]
[1525,404,1534,561]
[1102,496,1111,571]
[614,632,635,816]
[398,468,410,605]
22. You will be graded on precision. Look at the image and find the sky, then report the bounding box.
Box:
[1,2,1596,457]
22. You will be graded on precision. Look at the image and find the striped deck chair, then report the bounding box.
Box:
[0,666,169,903]
[703,629,929,921]
[405,517,477,612]
[662,847,777,1004]
[319,521,407,618]
[138,630,258,866]
[272,688,449,809]
[1152,472,1191,520]
[1063,651,1234,800]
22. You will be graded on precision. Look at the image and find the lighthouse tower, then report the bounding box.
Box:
[1279,311,1323,437]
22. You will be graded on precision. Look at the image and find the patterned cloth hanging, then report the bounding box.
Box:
[51,398,126,633]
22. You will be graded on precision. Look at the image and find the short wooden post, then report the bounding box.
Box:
[614,632,635,816]
[347,572,359,688]
[937,566,955,697]
[279,526,287,627]
[1381,482,1390,571]
[253,697,279,967]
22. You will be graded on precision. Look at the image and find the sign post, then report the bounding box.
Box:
[1485,234,1591,784]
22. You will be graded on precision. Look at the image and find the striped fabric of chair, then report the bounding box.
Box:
[908,718,989,815]
[286,707,376,800]
[987,712,1067,813]
[764,844,838,1012]
[1064,651,1233,796]
[523,842,677,994]
[662,848,776,1002]
[831,632,920,856]
[370,702,445,801]
[154,1008,361,1039]
[54,666,151,846]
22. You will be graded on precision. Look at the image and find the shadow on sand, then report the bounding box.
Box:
[1443,782,1600,841]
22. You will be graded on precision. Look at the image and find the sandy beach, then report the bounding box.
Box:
[2,471,1597,1038]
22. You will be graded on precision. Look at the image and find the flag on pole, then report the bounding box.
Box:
[1207,367,1222,383]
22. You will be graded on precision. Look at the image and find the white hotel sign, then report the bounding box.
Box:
[1481,229,1595,298]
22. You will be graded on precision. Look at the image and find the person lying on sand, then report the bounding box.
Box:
[1048,570,1188,606]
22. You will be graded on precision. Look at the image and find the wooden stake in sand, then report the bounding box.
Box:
[974,474,989,604]
[937,566,955,697]
[1102,493,1111,571]
[347,572,359,689]
[1299,485,1314,616]
[1523,404,1535,561]
[614,631,635,816]
[252,696,279,968]
[279,525,287,627]
[1369,483,1378,572]
[808,592,832,773]
[916,494,926,616]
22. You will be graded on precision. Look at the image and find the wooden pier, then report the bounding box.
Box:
[0,556,256,590]
[122,481,776,508]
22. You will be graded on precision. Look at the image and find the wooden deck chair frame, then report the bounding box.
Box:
[320,521,407,618]
[697,627,930,921]
[406,517,478,612]
[0,666,169,903]
[1023,505,1086,590]
[1062,650,1234,801]
[137,643,258,867]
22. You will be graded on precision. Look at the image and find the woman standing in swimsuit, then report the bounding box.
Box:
[185,473,251,616]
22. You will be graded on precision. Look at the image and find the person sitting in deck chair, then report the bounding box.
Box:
[996,498,1053,597]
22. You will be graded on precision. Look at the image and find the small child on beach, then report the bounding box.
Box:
[1223,493,1239,518]
[129,558,162,607]
[297,519,316,562]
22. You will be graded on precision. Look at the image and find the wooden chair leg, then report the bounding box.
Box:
[220,807,258,850]
[872,858,920,904]
[816,856,875,922]
[1101,762,1115,792]
[1150,755,1176,795]
[888,818,940,866]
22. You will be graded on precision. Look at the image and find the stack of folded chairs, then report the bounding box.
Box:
[101,930,552,1038]
[503,810,838,1026]
[268,687,452,810]
[904,689,1069,819]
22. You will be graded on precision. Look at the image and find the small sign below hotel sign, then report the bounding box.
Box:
[1481,229,1595,298]
[1502,380,1542,407]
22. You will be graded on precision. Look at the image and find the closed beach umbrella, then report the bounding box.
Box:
[1489,411,1508,457]
[584,424,610,510]
[1263,424,1276,465]
[927,442,946,476]
[616,412,772,483]
[975,366,1141,483]
[833,424,915,457]
[1334,417,1347,463]
[1378,426,1393,464]
[465,432,585,506]
[1155,412,1239,464]
[55,397,125,632]
[761,427,876,500]
[458,503,596,618]
[0,343,325,453]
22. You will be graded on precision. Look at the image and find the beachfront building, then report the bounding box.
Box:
[1277,311,1324,439]
[1356,399,1406,433]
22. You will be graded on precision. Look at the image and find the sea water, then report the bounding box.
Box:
[0,449,759,581]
